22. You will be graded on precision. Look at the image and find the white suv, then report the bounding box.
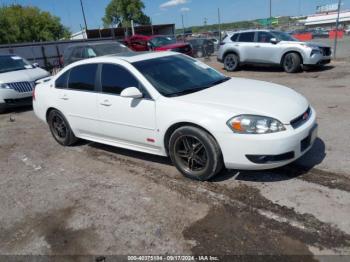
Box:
[0,55,50,112]
[217,30,332,73]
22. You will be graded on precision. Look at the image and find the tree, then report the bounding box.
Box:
[102,0,151,28]
[0,5,70,44]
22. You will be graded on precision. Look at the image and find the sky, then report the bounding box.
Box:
[1,0,350,32]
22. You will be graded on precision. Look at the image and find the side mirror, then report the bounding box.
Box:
[147,42,154,51]
[120,87,143,99]
[270,38,279,44]
[32,63,39,68]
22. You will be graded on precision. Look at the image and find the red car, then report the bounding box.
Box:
[125,35,193,56]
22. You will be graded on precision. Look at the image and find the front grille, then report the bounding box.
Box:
[290,107,311,129]
[7,81,34,93]
[321,47,331,56]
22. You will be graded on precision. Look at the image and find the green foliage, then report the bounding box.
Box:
[0,5,70,44]
[177,16,300,34]
[102,0,150,28]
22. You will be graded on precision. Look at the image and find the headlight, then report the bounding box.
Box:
[227,115,286,134]
[0,83,10,89]
[311,49,322,56]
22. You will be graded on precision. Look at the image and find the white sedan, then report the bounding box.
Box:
[33,52,317,181]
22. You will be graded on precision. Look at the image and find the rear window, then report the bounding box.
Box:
[238,32,255,42]
[68,64,97,91]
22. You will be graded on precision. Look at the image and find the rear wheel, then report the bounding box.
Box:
[224,53,239,71]
[48,109,78,146]
[196,50,204,58]
[169,126,223,181]
[282,53,302,73]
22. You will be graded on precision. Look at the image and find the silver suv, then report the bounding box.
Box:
[217,30,332,73]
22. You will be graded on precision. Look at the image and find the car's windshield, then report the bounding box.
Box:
[93,43,130,56]
[149,36,176,47]
[271,31,298,42]
[0,55,32,73]
[133,54,230,97]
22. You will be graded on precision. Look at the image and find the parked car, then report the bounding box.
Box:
[63,41,130,66]
[187,38,215,58]
[33,52,317,181]
[0,54,50,112]
[310,29,329,38]
[218,29,332,73]
[125,35,193,56]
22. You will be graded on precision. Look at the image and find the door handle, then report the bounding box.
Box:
[234,44,240,47]
[254,45,261,48]
[100,100,112,106]
[60,95,69,100]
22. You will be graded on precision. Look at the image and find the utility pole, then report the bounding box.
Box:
[333,0,342,59]
[79,0,88,31]
[269,0,272,28]
[181,14,185,38]
[218,8,222,42]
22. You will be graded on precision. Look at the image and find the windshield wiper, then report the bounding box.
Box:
[167,87,208,97]
[210,77,230,86]
[167,77,231,97]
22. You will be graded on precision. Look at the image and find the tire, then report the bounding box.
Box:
[282,53,302,73]
[168,126,223,181]
[48,109,78,146]
[196,50,204,58]
[224,53,239,71]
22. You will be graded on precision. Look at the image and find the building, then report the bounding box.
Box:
[304,10,350,28]
[85,24,175,40]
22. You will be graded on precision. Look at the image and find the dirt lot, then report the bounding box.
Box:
[0,59,350,260]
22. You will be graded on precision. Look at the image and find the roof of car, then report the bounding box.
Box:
[67,41,124,48]
[109,51,178,63]
[228,29,278,35]
[64,51,179,68]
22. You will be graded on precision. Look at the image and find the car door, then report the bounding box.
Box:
[55,63,99,137]
[252,31,280,63]
[236,32,257,62]
[96,63,157,150]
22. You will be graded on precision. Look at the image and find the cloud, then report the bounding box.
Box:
[180,7,190,12]
[160,0,188,9]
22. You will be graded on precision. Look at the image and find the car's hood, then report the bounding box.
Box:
[0,67,50,84]
[173,78,309,124]
[280,40,330,48]
[155,42,189,50]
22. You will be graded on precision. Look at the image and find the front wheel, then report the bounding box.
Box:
[169,126,223,181]
[48,109,78,146]
[282,53,302,73]
[224,53,239,72]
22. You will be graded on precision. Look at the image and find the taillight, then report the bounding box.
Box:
[32,86,36,101]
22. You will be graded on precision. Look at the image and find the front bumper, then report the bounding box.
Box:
[216,107,318,170]
[304,53,331,65]
[0,89,32,111]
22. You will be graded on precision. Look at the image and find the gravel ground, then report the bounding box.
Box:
[0,58,350,260]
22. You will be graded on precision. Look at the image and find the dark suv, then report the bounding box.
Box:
[187,38,215,58]
[63,42,130,66]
